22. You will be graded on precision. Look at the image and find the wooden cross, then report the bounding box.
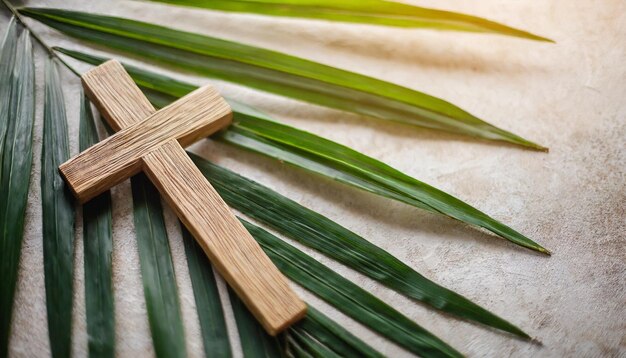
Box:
[59,60,306,335]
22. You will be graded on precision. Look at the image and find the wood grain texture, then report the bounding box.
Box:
[143,140,306,334]
[65,60,306,335]
[59,83,232,203]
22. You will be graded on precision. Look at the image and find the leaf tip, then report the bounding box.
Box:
[535,245,552,256]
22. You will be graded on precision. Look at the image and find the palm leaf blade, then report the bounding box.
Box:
[189,153,529,337]
[23,8,545,149]
[131,174,187,358]
[291,306,383,358]
[242,219,463,358]
[0,17,18,172]
[220,115,549,254]
[149,0,551,41]
[41,57,75,358]
[54,48,548,254]
[0,22,35,357]
[181,227,232,357]
[80,93,115,358]
[228,287,283,358]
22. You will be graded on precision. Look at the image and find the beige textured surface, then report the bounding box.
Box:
[3,0,625,357]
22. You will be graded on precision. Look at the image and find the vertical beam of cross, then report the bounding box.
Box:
[60,60,306,335]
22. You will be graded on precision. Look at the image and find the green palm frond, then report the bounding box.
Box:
[243,219,462,357]
[189,153,529,337]
[181,227,232,357]
[54,48,548,255]
[80,92,115,358]
[0,18,35,357]
[290,306,383,358]
[0,2,551,356]
[229,288,284,357]
[41,57,75,358]
[131,174,187,358]
[22,8,546,150]
[148,0,552,42]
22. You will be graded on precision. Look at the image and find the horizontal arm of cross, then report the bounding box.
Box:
[60,84,230,203]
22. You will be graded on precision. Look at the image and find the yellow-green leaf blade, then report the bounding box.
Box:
[0,21,35,357]
[24,8,545,149]
[41,57,75,358]
[148,0,552,42]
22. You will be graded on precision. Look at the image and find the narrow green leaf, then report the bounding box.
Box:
[222,115,550,256]
[287,329,338,358]
[41,57,75,358]
[24,8,545,149]
[80,92,115,358]
[131,174,186,358]
[0,17,18,175]
[181,226,232,357]
[242,219,463,358]
[190,153,530,336]
[54,48,549,254]
[148,0,552,42]
[0,23,34,358]
[291,306,383,358]
[228,287,283,358]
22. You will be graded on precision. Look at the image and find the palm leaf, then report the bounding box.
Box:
[181,227,232,357]
[131,174,187,358]
[220,115,549,255]
[228,287,283,358]
[242,219,463,358]
[0,22,34,358]
[287,329,338,358]
[41,57,75,358]
[0,17,18,173]
[188,153,529,337]
[290,306,383,358]
[54,48,548,254]
[80,92,115,358]
[22,8,545,149]
[147,0,552,42]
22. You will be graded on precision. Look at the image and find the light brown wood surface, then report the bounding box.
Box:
[61,60,306,335]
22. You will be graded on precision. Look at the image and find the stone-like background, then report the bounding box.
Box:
[2,0,625,356]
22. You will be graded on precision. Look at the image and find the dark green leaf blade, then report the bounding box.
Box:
[228,287,283,358]
[0,17,19,173]
[131,174,187,358]
[221,115,549,255]
[287,329,338,358]
[80,92,115,358]
[181,226,232,357]
[41,57,75,358]
[24,8,545,149]
[148,0,552,42]
[189,154,529,337]
[291,306,383,358]
[0,23,35,358]
[242,219,463,358]
[54,48,548,254]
